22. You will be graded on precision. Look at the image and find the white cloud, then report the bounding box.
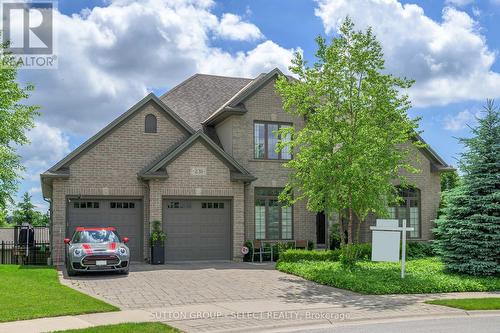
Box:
[28,187,42,195]
[443,109,477,131]
[445,0,474,6]
[472,6,481,17]
[215,13,263,41]
[16,122,71,181]
[19,0,296,137]
[314,0,500,107]
[200,41,300,77]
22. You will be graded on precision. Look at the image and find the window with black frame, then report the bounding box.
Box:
[254,122,292,160]
[255,188,292,240]
[388,187,421,238]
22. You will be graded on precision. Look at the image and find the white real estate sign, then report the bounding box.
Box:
[370,219,414,278]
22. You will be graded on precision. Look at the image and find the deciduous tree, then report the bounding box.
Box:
[0,39,39,209]
[275,18,420,245]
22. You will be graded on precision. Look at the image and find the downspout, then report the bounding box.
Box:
[43,196,52,265]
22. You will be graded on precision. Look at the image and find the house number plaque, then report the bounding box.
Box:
[191,166,207,176]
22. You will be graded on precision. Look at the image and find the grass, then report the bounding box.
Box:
[426,298,500,310]
[276,257,500,294]
[0,265,118,322]
[53,322,180,333]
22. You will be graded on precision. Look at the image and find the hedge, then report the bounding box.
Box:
[279,242,435,263]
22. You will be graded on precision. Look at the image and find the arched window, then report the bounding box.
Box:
[388,187,421,238]
[145,114,157,133]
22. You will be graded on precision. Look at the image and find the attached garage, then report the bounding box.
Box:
[67,199,143,261]
[162,198,231,261]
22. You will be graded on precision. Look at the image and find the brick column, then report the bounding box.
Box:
[232,183,245,261]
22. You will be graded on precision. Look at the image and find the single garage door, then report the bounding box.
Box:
[163,199,231,261]
[67,199,142,261]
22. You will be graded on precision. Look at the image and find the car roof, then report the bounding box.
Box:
[75,227,116,231]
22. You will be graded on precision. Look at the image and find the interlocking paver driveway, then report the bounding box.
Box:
[59,262,499,332]
[60,261,357,309]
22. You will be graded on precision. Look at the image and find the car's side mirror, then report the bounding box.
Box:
[123,237,129,244]
[64,238,71,244]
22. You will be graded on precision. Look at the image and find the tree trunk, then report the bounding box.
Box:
[338,210,346,246]
[355,216,361,244]
[348,192,353,244]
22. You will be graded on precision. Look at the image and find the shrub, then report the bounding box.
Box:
[279,249,341,263]
[353,243,371,260]
[407,242,435,259]
[150,220,166,246]
[329,223,342,250]
[339,244,372,268]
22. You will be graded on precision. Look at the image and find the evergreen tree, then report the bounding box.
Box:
[441,170,460,192]
[434,100,500,276]
[437,170,461,218]
[12,192,49,226]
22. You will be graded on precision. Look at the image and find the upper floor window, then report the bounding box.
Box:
[388,187,421,238]
[145,114,157,133]
[254,122,292,160]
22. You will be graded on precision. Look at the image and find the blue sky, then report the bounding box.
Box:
[12,0,500,212]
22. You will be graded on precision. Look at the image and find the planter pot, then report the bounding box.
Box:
[150,244,165,265]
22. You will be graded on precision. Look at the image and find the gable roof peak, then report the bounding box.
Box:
[45,93,194,173]
[139,130,255,182]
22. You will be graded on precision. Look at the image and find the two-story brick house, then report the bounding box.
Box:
[41,68,452,265]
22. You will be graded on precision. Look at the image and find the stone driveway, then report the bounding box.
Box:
[61,261,358,309]
[59,262,499,332]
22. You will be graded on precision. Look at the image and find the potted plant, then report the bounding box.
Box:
[150,220,166,264]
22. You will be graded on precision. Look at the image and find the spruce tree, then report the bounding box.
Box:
[434,100,500,276]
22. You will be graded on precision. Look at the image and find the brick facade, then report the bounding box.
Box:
[45,74,443,265]
[227,79,316,242]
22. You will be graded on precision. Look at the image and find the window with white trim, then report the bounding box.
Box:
[255,188,292,240]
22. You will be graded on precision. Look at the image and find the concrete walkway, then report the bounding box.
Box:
[0,306,499,333]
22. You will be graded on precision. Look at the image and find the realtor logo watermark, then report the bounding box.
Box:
[1,1,57,69]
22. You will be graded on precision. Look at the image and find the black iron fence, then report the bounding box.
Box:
[14,226,50,243]
[0,241,51,265]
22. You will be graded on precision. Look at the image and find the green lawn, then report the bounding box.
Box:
[53,322,179,333]
[0,265,118,322]
[426,297,500,310]
[276,257,500,294]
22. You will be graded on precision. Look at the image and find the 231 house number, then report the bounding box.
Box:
[191,166,207,176]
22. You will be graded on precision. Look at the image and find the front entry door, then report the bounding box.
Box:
[316,212,327,246]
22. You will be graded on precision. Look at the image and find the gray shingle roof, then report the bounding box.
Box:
[160,74,253,130]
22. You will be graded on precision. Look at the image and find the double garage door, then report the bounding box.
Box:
[67,198,231,262]
[67,199,143,261]
[163,199,231,261]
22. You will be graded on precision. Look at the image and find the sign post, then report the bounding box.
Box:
[370,219,413,279]
[401,220,407,278]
